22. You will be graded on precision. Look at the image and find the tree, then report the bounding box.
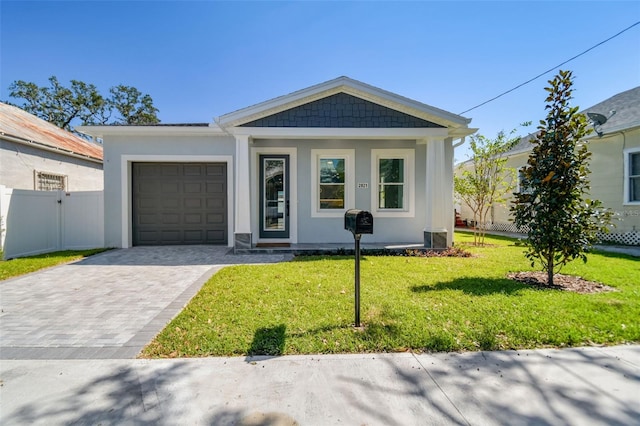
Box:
[7,76,159,132]
[454,131,520,246]
[511,70,613,286]
[108,85,160,125]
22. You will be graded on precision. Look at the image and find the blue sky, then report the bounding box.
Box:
[1,1,639,161]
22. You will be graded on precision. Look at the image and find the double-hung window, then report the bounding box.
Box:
[625,148,640,204]
[517,167,533,195]
[311,149,354,217]
[378,159,405,209]
[371,149,414,217]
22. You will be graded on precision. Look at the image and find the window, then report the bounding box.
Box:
[517,167,533,195]
[627,150,640,203]
[36,171,66,191]
[371,149,414,217]
[319,158,345,209]
[311,149,354,217]
[378,158,404,209]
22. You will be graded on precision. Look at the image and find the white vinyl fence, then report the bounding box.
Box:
[0,185,104,259]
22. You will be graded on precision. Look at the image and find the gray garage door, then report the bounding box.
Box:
[132,162,227,245]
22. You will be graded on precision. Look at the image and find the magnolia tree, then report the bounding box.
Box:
[511,70,613,285]
[454,131,519,246]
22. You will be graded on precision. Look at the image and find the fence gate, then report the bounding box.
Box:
[0,186,104,259]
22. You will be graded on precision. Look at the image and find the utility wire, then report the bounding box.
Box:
[459,21,640,115]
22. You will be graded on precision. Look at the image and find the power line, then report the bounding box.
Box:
[459,21,640,115]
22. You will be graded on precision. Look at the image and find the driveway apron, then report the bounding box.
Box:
[0,246,291,359]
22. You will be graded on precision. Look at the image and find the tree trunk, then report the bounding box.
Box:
[547,250,554,286]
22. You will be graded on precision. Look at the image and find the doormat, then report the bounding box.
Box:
[256,243,291,248]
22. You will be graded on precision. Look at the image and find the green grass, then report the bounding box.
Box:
[142,232,640,357]
[0,248,109,281]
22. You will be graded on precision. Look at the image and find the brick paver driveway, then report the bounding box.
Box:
[0,246,291,359]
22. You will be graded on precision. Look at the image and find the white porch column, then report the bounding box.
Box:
[234,134,252,250]
[424,137,449,248]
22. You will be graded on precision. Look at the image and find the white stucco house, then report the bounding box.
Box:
[79,77,476,251]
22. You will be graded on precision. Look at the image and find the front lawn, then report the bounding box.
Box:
[0,248,109,281]
[142,232,640,357]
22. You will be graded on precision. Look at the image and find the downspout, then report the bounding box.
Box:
[452,136,466,149]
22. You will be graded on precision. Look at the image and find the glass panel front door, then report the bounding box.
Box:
[260,155,289,238]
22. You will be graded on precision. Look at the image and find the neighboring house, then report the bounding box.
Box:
[456,86,640,245]
[0,102,103,191]
[79,77,476,250]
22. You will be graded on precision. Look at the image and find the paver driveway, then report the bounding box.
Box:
[0,246,291,359]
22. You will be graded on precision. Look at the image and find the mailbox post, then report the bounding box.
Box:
[344,209,373,327]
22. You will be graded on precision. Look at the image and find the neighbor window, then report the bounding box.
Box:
[628,150,640,203]
[311,149,355,217]
[36,171,66,191]
[517,167,533,195]
[371,149,414,217]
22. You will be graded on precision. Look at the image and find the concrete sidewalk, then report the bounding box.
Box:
[1,345,638,425]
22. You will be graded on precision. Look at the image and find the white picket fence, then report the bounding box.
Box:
[0,185,104,259]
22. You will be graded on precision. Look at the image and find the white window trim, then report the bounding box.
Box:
[371,149,415,218]
[311,149,355,218]
[624,147,640,205]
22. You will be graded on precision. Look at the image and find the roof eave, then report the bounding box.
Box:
[1,132,103,163]
[76,123,225,138]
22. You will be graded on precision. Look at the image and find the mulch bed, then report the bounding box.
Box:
[507,271,616,294]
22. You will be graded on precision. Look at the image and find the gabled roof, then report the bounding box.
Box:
[217,76,472,130]
[506,86,640,156]
[0,102,103,162]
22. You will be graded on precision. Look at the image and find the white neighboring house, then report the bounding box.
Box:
[79,77,477,251]
[0,102,103,191]
[456,86,640,246]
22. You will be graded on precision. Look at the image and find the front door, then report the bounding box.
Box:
[259,155,290,239]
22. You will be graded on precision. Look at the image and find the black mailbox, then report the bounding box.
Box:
[344,209,373,235]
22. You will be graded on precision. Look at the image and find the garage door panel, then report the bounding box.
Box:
[207,198,225,208]
[138,181,159,193]
[161,165,180,176]
[206,230,226,241]
[207,164,225,176]
[162,214,181,225]
[207,213,224,224]
[184,165,204,176]
[184,198,202,208]
[137,164,160,177]
[184,182,203,193]
[138,198,157,209]
[138,214,157,225]
[184,230,205,243]
[160,230,181,243]
[132,162,227,246]
[184,213,203,224]
[161,182,180,193]
[162,198,180,208]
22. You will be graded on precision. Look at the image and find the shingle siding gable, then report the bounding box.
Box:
[239,93,445,128]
